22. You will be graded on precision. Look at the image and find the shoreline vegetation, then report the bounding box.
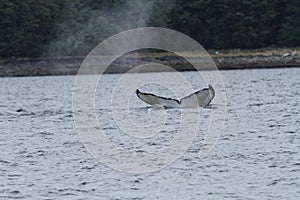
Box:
[0,48,299,77]
[2,0,300,77]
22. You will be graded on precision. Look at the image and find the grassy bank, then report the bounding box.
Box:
[1,47,299,61]
[0,47,299,77]
[125,47,300,59]
[208,47,300,57]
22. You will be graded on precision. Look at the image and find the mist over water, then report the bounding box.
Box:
[46,0,164,57]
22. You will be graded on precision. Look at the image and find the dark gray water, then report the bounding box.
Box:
[0,68,299,199]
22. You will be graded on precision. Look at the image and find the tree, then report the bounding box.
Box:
[167,0,278,49]
[0,0,66,57]
[277,0,300,46]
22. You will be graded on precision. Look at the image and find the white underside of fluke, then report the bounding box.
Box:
[136,85,215,108]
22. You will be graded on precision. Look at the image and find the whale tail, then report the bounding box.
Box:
[136,85,215,108]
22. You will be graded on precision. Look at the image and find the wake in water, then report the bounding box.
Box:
[136,85,215,108]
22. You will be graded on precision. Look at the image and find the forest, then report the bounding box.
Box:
[0,0,300,58]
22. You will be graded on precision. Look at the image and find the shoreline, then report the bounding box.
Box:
[0,55,299,77]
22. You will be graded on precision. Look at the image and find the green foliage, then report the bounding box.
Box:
[277,0,300,46]
[168,0,278,49]
[0,0,66,57]
[0,0,299,58]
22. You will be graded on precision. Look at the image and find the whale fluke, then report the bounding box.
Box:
[136,85,215,108]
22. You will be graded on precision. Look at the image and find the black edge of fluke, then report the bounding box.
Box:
[136,89,180,104]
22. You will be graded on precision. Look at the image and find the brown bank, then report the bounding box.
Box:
[0,55,299,77]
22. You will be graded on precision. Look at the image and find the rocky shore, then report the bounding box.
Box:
[0,55,299,77]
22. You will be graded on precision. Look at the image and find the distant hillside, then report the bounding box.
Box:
[1,0,300,58]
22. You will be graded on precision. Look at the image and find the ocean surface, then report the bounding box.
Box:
[0,68,299,199]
